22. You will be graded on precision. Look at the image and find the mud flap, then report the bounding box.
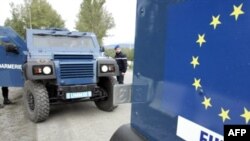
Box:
[113,84,132,105]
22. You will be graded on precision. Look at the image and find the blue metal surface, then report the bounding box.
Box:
[25,29,99,86]
[132,0,250,140]
[0,27,100,87]
[54,59,96,85]
[0,26,27,87]
[54,54,94,60]
[53,54,96,85]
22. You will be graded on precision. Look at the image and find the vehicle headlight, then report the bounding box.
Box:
[33,65,53,75]
[108,65,115,72]
[43,66,52,75]
[101,65,108,72]
[100,64,115,73]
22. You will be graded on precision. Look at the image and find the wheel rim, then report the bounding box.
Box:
[27,92,35,111]
[100,88,108,100]
[95,87,108,101]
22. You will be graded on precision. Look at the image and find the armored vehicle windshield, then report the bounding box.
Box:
[33,35,95,48]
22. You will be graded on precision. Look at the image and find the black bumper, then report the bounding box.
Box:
[58,84,96,99]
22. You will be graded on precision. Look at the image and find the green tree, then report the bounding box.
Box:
[76,0,115,45]
[4,0,65,37]
[4,3,27,37]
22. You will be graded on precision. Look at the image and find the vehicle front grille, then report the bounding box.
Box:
[60,63,94,79]
[54,54,94,60]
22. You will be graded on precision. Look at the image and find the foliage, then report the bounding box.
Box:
[76,0,115,45]
[4,3,26,37]
[4,0,65,37]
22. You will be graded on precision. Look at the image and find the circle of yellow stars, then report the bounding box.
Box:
[190,3,250,124]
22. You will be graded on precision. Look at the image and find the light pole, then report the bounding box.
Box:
[28,6,32,29]
[26,1,32,29]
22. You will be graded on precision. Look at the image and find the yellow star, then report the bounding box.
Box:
[196,34,206,47]
[190,56,200,69]
[192,78,201,91]
[240,107,250,124]
[219,108,230,122]
[202,96,212,110]
[210,15,221,29]
[230,3,244,21]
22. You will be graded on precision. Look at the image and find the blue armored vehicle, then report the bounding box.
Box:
[0,27,119,122]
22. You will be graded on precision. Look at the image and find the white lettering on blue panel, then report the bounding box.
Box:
[200,130,222,141]
[0,64,22,70]
[177,116,223,141]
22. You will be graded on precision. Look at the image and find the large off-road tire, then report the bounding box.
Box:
[95,77,118,112]
[23,80,50,123]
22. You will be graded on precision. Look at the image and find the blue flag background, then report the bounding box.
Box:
[163,0,250,134]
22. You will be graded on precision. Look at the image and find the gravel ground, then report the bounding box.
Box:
[0,88,36,141]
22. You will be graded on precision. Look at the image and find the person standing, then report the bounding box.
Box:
[114,45,128,84]
[2,87,12,105]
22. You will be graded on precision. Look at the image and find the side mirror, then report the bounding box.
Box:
[5,44,19,54]
[100,46,105,52]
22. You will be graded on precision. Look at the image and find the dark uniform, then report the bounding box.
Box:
[115,51,128,84]
[2,87,11,104]
[0,87,10,107]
